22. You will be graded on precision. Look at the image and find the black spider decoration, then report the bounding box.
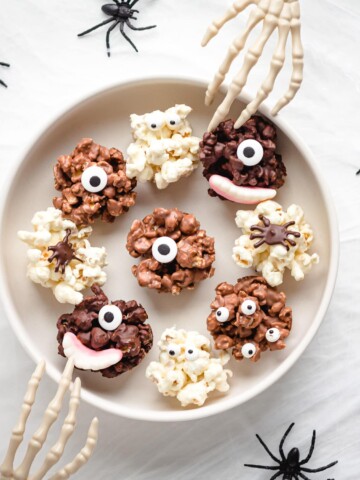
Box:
[0,62,10,88]
[78,0,156,56]
[244,423,338,480]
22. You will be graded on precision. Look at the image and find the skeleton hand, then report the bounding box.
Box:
[0,360,98,480]
[202,0,303,131]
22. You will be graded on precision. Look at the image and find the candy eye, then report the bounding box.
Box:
[237,139,264,166]
[215,307,230,323]
[152,236,178,263]
[185,344,199,361]
[146,112,165,131]
[165,112,181,129]
[266,327,281,343]
[167,343,181,358]
[98,305,122,331]
[241,299,257,316]
[241,343,256,359]
[81,166,108,193]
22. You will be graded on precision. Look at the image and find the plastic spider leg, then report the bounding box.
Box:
[14,360,74,480]
[244,463,279,471]
[299,431,316,466]
[255,433,281,463]
[301,459,338,473]
[234,3,291,127]
[0,361,46,480]
[202,0,255,47]
[207,3,282,132]
[271,1,303,115]
[297,473,311,480]
[78,18,115,37]
[269,472,283,480]
[129,0,141,7]
[279,423,295,460]
[49,418,98,480]
[0,62,10,67]
[204,6,264,107]
[120,22,138,52]
[29,378,82,480]
[106,20,120,57]
[0,79,8,88]
[126,19,157,31]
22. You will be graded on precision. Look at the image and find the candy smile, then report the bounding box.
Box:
[63,332,123,371]
[209,175,277,204]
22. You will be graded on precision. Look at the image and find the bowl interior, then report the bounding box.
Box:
[0,79,337,421]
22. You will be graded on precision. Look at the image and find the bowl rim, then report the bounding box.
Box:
[0,75,340,422]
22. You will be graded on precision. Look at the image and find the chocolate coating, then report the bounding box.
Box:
[53,138,137,225]
[126,208,215,294]
[207,276,292,362]
[199,116,286,200]
[57,284,153,377]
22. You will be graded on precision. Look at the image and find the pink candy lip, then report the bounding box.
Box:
[209,174,277,205]
[63,332,123,371]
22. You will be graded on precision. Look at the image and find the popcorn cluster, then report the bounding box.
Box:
[18,208,107,305]
[233,201,319,287]
[146,327,232,407]
[126,105,200,189]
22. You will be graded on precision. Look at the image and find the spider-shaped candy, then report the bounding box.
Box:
[250,215,301,250]
[48,228,82,274]
[245,423,338,480]
[0,62,10,88]
[78,0,156,56]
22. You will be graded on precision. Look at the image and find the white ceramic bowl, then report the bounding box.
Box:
[0,77,339,422]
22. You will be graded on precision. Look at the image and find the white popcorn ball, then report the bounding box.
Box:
[18,207,108,305]
[126,105,200,189]
[146,327,232,407]
[232,200,319,286]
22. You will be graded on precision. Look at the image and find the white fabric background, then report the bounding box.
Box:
[1,0,360,478]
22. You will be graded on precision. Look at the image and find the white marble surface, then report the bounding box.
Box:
[0,0,359,478]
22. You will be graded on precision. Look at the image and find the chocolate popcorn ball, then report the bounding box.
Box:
[199,116,286,204]
[207,276,292,362]
[57,284,153,378]
[53,138,137,226]
[126,208,215,294]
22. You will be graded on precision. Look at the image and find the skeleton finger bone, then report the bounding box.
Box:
[29,378,82,480]
[207,10,279,132]
[0,361,46,480]
[271,3,303,115]
[201,0,254,47]
[205,6,264,106]
[49,418,99,480]
[235,8,291,127]
[14,359,74,480]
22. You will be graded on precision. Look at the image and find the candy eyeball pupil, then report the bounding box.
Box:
[104,312,114,323]
[188,349,193,354]
[269,329,274,334]
[243,146,255,158]
[158,244,170,255]
[247,305,252,310]
[170,120,175,125]
[249,349,253,355]
[216,311,221,316]
[169,350,175,356]
[151,123,157,129]
[90,176,101,187]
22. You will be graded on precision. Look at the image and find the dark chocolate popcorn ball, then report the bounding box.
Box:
[200,116,286,204]
[53,138,137,225]
[207,276,292,362]
[57,285,153,378]
[126,208,215,294]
